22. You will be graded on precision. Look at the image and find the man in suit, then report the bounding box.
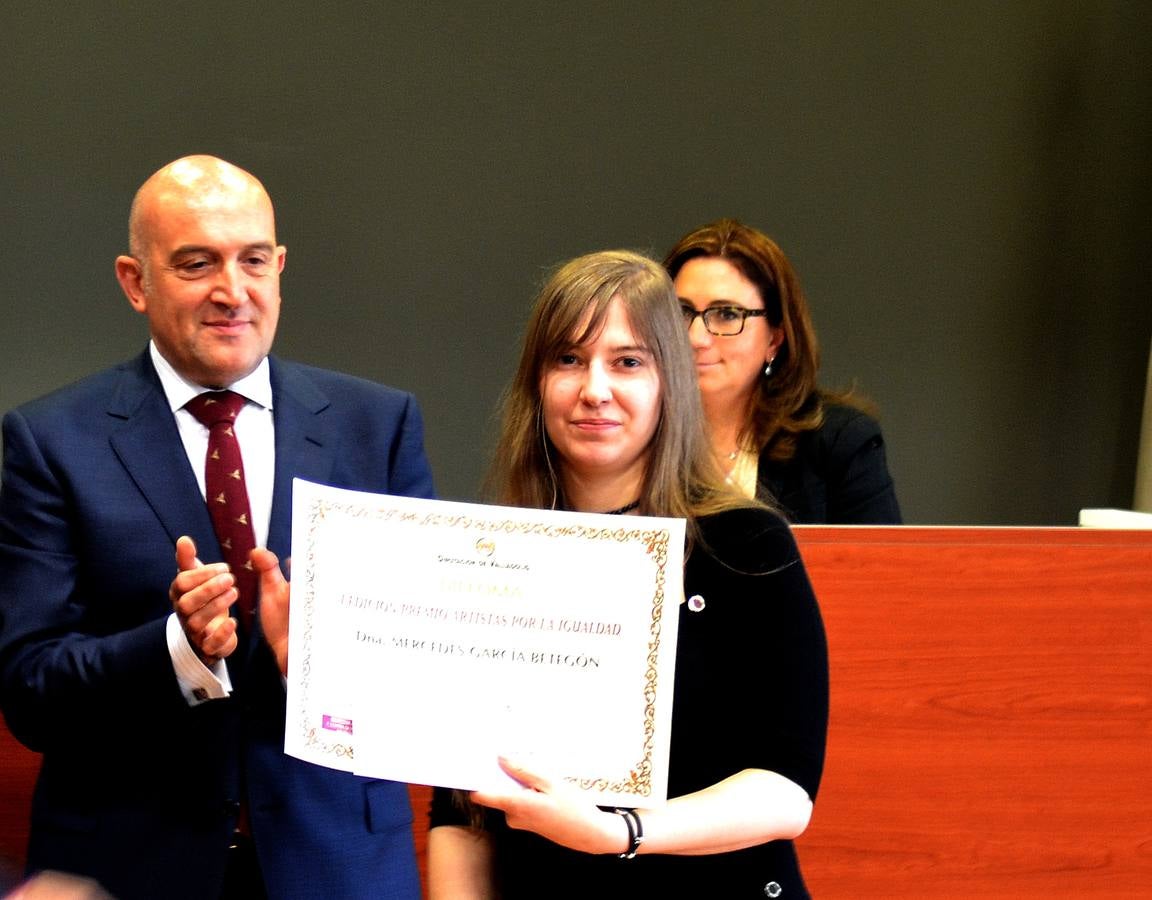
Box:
[0,155,434,899]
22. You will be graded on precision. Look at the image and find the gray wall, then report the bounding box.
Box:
[2,2,1149,524]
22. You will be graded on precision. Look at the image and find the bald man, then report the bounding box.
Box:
[0,156,434,899]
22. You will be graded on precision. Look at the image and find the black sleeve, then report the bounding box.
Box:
[822,406,902,524]
[681,510,829,800]
[429,785,475,829]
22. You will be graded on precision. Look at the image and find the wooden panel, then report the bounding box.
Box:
[0,724,37,878]
[409,782,432,897]
[5,526,1149,897]
[793,526,1152,897]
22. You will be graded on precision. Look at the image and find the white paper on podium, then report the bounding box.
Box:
[283,478,685,806]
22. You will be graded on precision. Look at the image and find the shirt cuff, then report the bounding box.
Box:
[166,613,233,705]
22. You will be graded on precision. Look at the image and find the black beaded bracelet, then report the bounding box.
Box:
[613,807,644,859]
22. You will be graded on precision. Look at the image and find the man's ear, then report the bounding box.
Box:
[115,255,148,313]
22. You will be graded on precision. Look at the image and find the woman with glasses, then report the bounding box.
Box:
[665,219,902,524]
[423,250,828,898]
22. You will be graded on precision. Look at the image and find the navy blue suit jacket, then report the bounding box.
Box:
[0,351,435,900]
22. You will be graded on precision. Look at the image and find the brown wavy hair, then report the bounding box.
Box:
[664,218,864,462]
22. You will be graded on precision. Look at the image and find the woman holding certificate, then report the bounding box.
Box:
[424,251,829,898]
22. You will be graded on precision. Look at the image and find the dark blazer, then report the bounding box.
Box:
[757,402,902,524]
[0,351,435,900]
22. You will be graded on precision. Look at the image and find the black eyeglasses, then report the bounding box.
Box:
[680,304,769,336]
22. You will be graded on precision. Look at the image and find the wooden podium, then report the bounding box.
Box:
[793,526,1152,897]
[3,526,1151,896]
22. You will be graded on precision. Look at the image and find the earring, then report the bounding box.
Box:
[764,356,776,378]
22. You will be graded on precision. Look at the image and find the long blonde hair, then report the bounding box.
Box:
[486,250,748,524]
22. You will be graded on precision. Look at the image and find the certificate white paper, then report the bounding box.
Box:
[284,478,685,806]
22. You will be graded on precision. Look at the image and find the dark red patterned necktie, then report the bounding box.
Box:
[185,390,257,629]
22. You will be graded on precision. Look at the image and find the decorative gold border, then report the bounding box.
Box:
[294,498,673,799]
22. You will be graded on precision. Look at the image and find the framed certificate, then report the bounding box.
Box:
[284,478,685,806]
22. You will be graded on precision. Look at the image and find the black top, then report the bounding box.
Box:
[430,507,829,898]
[759,401,902,524]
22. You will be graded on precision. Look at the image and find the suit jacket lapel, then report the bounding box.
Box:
[107,352,219,555]
[266,358,336,558]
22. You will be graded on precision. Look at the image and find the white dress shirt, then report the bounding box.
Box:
[150,342,276,705]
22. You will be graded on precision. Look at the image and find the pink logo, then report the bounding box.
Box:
[322,714,353,735]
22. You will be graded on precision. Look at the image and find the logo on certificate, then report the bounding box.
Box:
[322,714,354,735]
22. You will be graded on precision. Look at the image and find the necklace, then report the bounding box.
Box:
[601,499,640,516]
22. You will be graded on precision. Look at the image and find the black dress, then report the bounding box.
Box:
[758,402,902,524]
[430,507,829,898]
